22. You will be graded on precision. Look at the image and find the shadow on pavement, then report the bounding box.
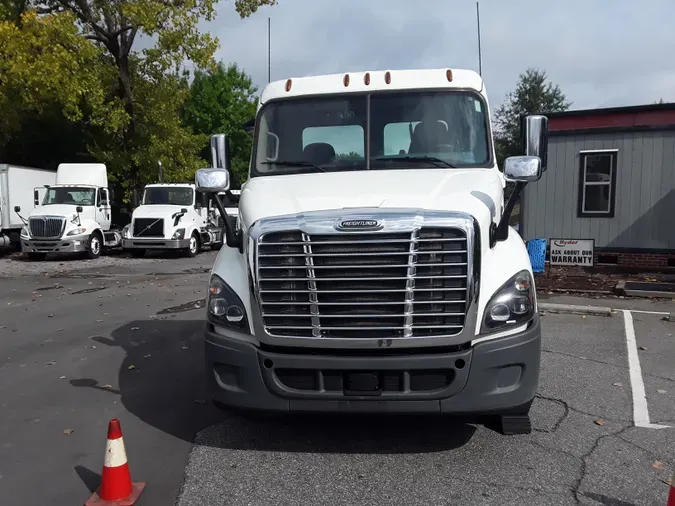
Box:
[74,465,101,494]
[69,319,477,455]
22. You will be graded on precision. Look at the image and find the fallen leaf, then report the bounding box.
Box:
[96,319,103,323]
[48,314,54,318]
[613,382,623,387]
[59,376,66,379]
[101,384,113,388]
[639,346,647,351]
[131,327,139,331]
[63,429,74,435]
[652,461,664,469]
[45,361,56,366]
[657,389,667,394]
[594,419,606,426]
[128,364,136,370]
[144,354,151,358]
[581,315,587,319]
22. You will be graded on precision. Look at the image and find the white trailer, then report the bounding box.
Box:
[0,164,57,250]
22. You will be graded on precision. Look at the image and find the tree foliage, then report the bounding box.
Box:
[182,62,258,187]
[0,0,276,202]
[494,68,571,166]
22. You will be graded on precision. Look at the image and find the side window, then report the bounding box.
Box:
[578,150,618,218]
[302,125,365,162]
[100,189,109,205]
[96,188,101,206]
[383,121,420,155]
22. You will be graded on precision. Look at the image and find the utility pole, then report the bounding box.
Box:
[267,17,271,83]
[476,2,482,76]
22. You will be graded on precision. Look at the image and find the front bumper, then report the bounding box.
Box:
[21,235,88,254]
[122,238,190,249]
[204,316,541,415]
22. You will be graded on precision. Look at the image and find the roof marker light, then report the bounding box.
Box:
[446,69,453,82]
[384,71,391,84]
[343,73,350,87]
[285,79,292,92]
[364,72,371,85]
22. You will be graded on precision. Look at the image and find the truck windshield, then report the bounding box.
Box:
[252,90,491,176]
[142,187,194,206]
[43,187,96,206]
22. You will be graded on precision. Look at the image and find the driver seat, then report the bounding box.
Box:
[409,120,449,154]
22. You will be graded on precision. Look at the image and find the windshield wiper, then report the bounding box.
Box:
[372,155,457,168]
[260,160,327,172]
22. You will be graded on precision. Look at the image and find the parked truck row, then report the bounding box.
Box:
[4,161,239,260]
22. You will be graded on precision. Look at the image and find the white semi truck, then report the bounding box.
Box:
[121,185,238,257]
[195,68,547,435]
[20,163,123,260]
[1,164,57,251]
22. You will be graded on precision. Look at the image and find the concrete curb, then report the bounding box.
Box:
[538,302,614,316]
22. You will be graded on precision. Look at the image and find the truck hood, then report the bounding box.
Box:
[240,168,504,225]
[29,204,86,219]
[132,205,187,219]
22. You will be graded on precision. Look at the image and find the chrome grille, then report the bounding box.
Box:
[29,217,65,239]
[256,227,469,339]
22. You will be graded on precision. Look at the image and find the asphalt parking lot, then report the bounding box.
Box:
[0,253,673,506]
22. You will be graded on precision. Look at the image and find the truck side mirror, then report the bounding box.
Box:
[14,205,20,213]
[210,134,232,173]
[521,114,548,171]
[76,206,83,213]
[181,208,188,214]
[195,168,230,192]
[504,155,542,183]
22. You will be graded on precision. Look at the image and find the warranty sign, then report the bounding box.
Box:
[549,238,595,267]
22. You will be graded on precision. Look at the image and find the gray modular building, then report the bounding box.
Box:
[521,102,675,268]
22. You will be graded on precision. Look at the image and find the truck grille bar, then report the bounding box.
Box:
[133,218,164,237]
[28,217,65,239]
[256,227,469,339]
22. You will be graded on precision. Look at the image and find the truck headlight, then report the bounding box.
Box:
[172,228,185,240]
[481,270,535,332]
[20,227,30,239]
[207,274,249,333]
[66,227,87,236]
[122,224,131,239]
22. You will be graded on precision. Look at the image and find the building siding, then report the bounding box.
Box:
[522,130,675,249]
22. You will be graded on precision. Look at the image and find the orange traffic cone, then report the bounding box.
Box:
[667,467,675,506]
[84,418,146,506]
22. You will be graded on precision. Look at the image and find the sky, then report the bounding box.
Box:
[204,0,675,112]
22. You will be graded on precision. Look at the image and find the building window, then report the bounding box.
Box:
[578,150,618,217]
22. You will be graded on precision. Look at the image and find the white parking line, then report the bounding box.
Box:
[622,310,671,430]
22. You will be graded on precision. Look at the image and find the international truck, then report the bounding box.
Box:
[195,68,548,435]
[19,163,124,260]
[0,164,57,251]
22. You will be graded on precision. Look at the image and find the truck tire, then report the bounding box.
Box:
[27,252,47,261]
[86,232,102,260]
[130,249,146,258]
[185,232,200,258]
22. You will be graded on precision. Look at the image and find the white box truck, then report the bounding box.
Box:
[0,164,57,250]
[195,68,547,435]
[20,163,123,260]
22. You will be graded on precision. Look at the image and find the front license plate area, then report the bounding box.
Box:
[344,372,381,396]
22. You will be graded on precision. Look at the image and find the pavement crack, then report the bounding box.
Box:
[535,393,631,424]
[534,394,570,433]
[572,425,632,504]
[542,348,675,383]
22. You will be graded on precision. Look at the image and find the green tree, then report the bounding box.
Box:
[494,68,571,168]
[182,62,258,187]
[1,0,277,199]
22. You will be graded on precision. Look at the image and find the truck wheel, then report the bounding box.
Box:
[185,232,200,257]
[130,249,146,258]
[27,252,47,261]
[86,232,102,260]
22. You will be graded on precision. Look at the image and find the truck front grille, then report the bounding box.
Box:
[133,218,164,237]
[29,217,65,239]
[256,228,469,339]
